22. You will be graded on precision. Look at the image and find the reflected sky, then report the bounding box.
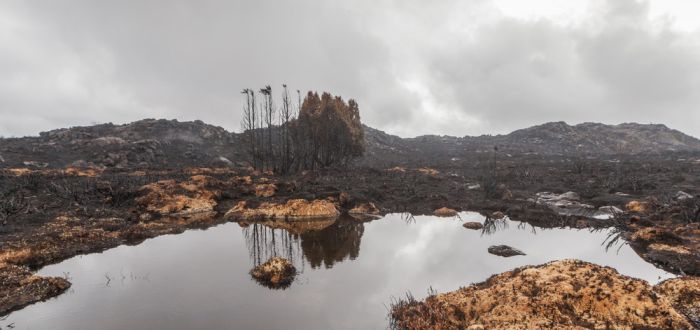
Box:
[3,213,673,330]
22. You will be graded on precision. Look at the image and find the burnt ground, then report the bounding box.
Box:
[0,153,699,320]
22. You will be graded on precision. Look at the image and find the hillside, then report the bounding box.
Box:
[1,119,699,169]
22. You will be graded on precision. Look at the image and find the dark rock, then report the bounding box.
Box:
[463,222,484,230]
[488,245,525,257]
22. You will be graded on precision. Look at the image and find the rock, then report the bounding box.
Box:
[462,222,483,230]
[225,199,339,220]
[491,211,506,219]
[487,245,525,257]
[598,205,623,215]
[676,191,694,201]
[349,202,380,215]
[626,200,648,213]
[22,161,48,168]
[390,260,692,329]
[535,191,587,208]
[217,156,233,166]
[434,207,458,217]
[249,257,296,289]
[467,184,481,190]
[338,192,350,206]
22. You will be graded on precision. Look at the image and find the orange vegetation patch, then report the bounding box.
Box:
[63,166,103,177]
[254,183,277,197]
[225,199,339,220]
[434,207,458,217]
[4,168,32,176]
[136,176,219,215]
[386,166,407,173]
[417,167,439,176]
[627,200,649,213]
[391,259,692,329]
[250,257,296,289]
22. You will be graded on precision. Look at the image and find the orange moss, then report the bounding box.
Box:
[225,199,339,220]
[391,259,691,329]
[627,200,649,213]
[254,183,277,197]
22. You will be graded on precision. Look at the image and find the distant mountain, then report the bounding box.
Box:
[362,121,700,165]
[1,119,699,169]
[0,119,245,169]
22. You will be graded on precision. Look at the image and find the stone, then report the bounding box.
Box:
[434,207,458,217]
[487,245,525,257]
[462,222,483,230]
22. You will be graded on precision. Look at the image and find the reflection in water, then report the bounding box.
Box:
[481,217,509,235]
[241,216,365,270]
[4,213,676,330]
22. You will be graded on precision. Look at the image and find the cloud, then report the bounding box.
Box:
[0,0,699,138]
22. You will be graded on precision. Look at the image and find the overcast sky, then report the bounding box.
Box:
[1,0,700,138]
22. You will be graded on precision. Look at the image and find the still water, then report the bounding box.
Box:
[4,213,673,329]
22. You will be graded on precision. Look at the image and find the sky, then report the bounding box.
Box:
[1,0,700,138]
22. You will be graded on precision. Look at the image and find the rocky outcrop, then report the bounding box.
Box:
[225,199,339,221]
[487,245,525,257]
[391,260,693,329]
[249,257,297,289]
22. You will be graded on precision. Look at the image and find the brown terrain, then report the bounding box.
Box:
[1,119,699,327]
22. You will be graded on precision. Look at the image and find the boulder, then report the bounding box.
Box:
[598,205,623,215]
[462,222,483,230]
[434,207,458,217]
[487,245,525,257]
[676,191,694,201]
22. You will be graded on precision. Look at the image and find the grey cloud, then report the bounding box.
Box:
[0,0,699,138]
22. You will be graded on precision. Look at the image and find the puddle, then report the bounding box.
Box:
[4,213,673,329]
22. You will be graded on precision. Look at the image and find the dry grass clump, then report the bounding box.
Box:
[391,259,692,329]
[349,202,380,215]
[418,167,439,177]
[136,176,219,215]
[254,183,277,197]
[434,207,458,217]
[225,199,339,220]
[249,257,297,289]
[627,200,649,213]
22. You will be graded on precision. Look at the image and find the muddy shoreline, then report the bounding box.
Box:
[1,157,698,324]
